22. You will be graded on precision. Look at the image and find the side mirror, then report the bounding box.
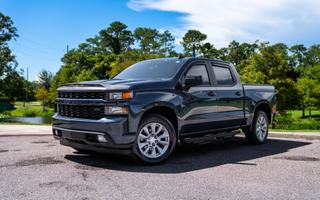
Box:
[184,75,202,89]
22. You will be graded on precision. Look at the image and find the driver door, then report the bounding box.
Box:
[180,61,220,135]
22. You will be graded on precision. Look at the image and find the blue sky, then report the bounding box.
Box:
[1,0,320,80]
[0,0,183,80]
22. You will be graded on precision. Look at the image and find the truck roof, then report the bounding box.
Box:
[147,57,232,66]
[187,57,232,65]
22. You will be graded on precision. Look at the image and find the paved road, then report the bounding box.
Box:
[0,136,319,200]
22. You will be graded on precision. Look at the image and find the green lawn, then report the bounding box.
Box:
[275,110,320,131]
[270,129,320,132]
[1,101,54,118]
[14,101,42,107]
[289,110,320,119]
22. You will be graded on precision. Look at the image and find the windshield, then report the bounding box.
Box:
[113,58,186,80]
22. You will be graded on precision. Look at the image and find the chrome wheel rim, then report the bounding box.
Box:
[138,122,170,159]
[256,115,267,141]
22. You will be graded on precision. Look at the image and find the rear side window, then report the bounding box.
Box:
[186,65,210,85]
[212,66,234,86]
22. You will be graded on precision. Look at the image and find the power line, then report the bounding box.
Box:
[12,41,64,57]
[19,36,64,52]
[14,49,60,62]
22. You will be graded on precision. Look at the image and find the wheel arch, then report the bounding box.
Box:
[139,105,178,136]
[254,101,272,124]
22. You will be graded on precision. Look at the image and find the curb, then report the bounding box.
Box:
[0,134,52,137]
[269,132,320,140]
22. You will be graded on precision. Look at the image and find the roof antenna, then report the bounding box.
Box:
[178,54,185,59]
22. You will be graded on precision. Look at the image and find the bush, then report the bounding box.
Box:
[0,111,12,118]
[22,109,37,117]
[275,112,320,130]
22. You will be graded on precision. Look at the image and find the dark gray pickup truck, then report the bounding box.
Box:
[53,57,276,164]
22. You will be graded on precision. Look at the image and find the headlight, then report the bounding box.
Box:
[105,106,129,114]
[109,91,133,100]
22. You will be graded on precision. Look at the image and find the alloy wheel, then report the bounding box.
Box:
[137,122,170,159]
[256,114,267,142]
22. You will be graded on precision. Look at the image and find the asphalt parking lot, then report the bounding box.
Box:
[0,135,319,200]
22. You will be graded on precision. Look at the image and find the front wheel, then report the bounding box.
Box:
[132,114,177,164]
[243,110,269,144]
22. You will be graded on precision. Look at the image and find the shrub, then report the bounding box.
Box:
[22,109,37,117]
[0,111,11,119]
[275,112,320,130]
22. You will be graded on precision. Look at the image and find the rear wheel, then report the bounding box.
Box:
[132,114,177,164]
[243,110,269,144]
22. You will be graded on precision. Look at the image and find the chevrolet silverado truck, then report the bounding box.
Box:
[53,57,276,164]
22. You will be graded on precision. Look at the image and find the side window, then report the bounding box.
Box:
[212,66,234,86]
[186,65,210,85]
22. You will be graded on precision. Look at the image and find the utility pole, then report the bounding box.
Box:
[24,67,28,107]
[26,67,28,103]
[67,45,69,53]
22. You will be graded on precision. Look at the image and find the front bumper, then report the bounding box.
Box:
[52,113,136,154]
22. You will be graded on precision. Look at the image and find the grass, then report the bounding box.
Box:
[274,110,320,131]
[0,101,54,118]
[270,129,320,132]
[290,110,320,119]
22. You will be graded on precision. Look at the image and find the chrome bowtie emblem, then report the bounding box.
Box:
[93,108,101,112]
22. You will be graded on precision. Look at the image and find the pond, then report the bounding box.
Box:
[0,117,52,124]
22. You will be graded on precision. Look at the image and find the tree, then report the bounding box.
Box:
[240,63,265,84]
[0,70,25,101]
[200,42,225,59]
[239,43,300,112]
[0,12,19,100]
[35,87,49,112]
[134,27,161,53]
[305,45,320,67]
[226,40,258,67]
[159,30,175,56]
[181,30,207,57]
[289,44,307,68]
[37,69,53,90]
[0,12,18,45]
[98,21,134,55]
[297,65,320,117]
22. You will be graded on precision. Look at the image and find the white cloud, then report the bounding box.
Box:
[127,0,320,47]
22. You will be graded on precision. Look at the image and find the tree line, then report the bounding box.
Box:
[0,12,319,115]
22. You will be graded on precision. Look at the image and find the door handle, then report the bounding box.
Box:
[207,91,216,96]
[235,91,242,96]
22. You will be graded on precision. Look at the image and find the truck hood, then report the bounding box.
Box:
[59,79,174,91]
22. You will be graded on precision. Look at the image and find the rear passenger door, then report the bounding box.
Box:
[210,63,244,129]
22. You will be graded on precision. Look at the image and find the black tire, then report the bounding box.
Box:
[132,114,177,164]
[243,110,269,144]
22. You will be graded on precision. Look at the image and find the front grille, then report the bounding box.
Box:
[58,105,105,119]
[58,91,106,99]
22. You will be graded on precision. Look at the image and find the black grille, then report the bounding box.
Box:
[58,105,105,119]
[58,91,106,99]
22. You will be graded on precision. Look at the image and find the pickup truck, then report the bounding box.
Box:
[53,57,276,164]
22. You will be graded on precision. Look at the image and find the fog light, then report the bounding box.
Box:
[105,106,129,115]
[97,135,108,143]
